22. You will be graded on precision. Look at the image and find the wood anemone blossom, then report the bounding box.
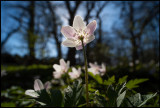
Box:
[61,15,97,50]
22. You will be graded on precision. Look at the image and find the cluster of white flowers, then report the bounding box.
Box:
[53,59,82,80]
[52,59,106,79]
[53,59,70,79]
[88,62,106,76]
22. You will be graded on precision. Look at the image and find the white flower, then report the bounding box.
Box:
[25,79,51,98]
[135,60,139,64]
[99,63,106,76]
[88,62,106,76]
[129,62,133,67]
[61,15,97,50]
[69,67,81,79]
[53,59,70,79]
[1,70,7,77]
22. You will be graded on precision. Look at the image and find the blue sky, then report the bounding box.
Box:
[1,1,122,58]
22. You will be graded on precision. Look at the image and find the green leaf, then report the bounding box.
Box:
[50,89,63,107]
[35,89,51,106]
[125,93,157,107]
[64,79,84,107]
[95,74,103,84]
[138,93,157,107]
[88,84,97,92]
[115,82,127,107]
[105,86,118,107]
[104,75,115,86]
[118,75,128,85]
[1,102,16,107]
[95,94,107,107]
[117,90,126,107]
[88,72,103,84]
[126,78,149,89]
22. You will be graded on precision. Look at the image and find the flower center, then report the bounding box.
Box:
[75,29,89,46]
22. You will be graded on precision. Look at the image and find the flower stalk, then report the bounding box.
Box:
[81,39,89,107]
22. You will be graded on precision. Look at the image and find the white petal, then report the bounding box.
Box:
[68,72,75,79]
[86,20,97,35]
[86,35,95,43]
[34,79,44,91]
[53,64,61,72]
[67,61,70,68]
[72,67,77,73]
[73,15,86,30]
[76,45,83,50]
[101,63,106,71]
[89,63,95,68]
[44,81,51,90]
[60,59,66,67]
[88,68,99,75]
[25,90,39,98]
[53,71,62,79]
[62,39,76,47]
[64,61,70,72]
[61,26,76,38]
[78,68,81,74]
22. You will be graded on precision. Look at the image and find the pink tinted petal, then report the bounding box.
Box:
[75,42,87,50]
[86,35,95,43]
[89,63,95,68]
[67,61,70,69]
[62,39,76,47]
[86,20,97,35]
[34,79,44,91]
[61,26,76,38]
[78,68,81,74]
[44,81,51,90]
[73,15,86,30]
[53,71,62,79]
[76,45,83,50]
[60,59,66,67]
[53,64,61,72]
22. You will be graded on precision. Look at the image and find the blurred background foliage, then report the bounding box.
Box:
[1,1,159,107]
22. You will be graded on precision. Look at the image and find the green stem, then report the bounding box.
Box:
[81,39,89,107]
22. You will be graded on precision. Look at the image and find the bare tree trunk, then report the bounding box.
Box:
[95,2,108,44]
[47,1,62,59]
[97,17,102,43]
[84,2,96,62]
[28,1,36,61]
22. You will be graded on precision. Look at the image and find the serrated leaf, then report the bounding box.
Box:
[88,84,97,92]
[126,79,149,89]
[118,75,128,85]
[104,75,115,86]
